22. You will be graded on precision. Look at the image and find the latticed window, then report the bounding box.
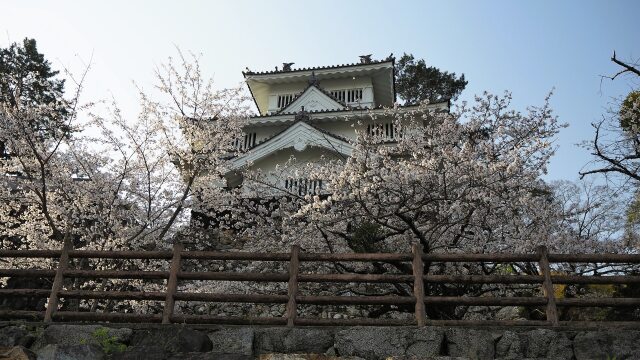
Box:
[284,178,323,195]
[277,94,296,109]
[330,88,363,104]
[367,122,398,140]
[235,132,257,150]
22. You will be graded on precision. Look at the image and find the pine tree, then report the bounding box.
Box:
[0,38,70,154]
[395,53,467,104]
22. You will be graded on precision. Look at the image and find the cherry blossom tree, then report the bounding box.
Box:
[580,53,640,247]
[551,180,626,247]
[215,93,632,319]
[1,51,248,250]
[0,51,250,314]
[234,92,570,255]
[2,49,632,319]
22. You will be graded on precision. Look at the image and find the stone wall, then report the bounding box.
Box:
[1,323,639,359]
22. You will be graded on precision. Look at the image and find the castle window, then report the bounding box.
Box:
[277,94,296,109]
[285,178,323,196]
[367,122,398,140]
[235,132,257,151]
[330,88,363,104]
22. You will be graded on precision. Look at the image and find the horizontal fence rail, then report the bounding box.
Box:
[1,244,640,326]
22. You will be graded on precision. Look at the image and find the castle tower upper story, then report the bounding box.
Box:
[224,55,448,193]
[243,55,396,116]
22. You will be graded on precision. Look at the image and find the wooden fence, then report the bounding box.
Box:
[1,244,640,326]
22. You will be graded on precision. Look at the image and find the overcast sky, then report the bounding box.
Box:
[2,0,639,181]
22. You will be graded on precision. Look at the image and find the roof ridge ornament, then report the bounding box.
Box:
[359,54,372,64]
[282,62,294,71]
[308,71,320,87]
[295,106,310,122]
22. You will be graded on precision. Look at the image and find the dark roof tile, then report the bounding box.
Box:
[249,100,449,119]
[243,59,394,77]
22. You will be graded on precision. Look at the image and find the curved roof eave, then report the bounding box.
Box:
[228,121,353,171]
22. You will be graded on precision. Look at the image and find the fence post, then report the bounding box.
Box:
[44,236,72,322]
[162,242,183,324]
[537,245,559,326]
[412,243,426,326]
[286,245,300,327]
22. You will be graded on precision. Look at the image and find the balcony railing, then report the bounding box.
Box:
[284,178,323,196]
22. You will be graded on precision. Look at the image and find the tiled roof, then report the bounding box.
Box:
[243,59,394,77]
[253,107,373,119]
[228,118,352,164]
[249,100,449,119]
[304,120,352,143]
[255,117,352,147]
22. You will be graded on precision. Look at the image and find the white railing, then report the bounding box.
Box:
[367,122,399,140]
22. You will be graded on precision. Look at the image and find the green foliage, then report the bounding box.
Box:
[0,38,65,106]
[495,263,516,275]
[87,327,127,355]
[395,53,467,104]
[627,194,640,224]
[558,279,640,321]
[0,38,71,143]
[29,325,45,339]
[624,191,640,243]
[619,91,640,133]
[347,221,384,253]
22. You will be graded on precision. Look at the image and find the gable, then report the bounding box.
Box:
[229,121,353,171]
[279,86,346,114]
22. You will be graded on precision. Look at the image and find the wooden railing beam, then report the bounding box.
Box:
[286,245,300,327]
[43,236,72,322]
[537,245,559,326]
[162,242,183,324]
[412,244,426,326]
